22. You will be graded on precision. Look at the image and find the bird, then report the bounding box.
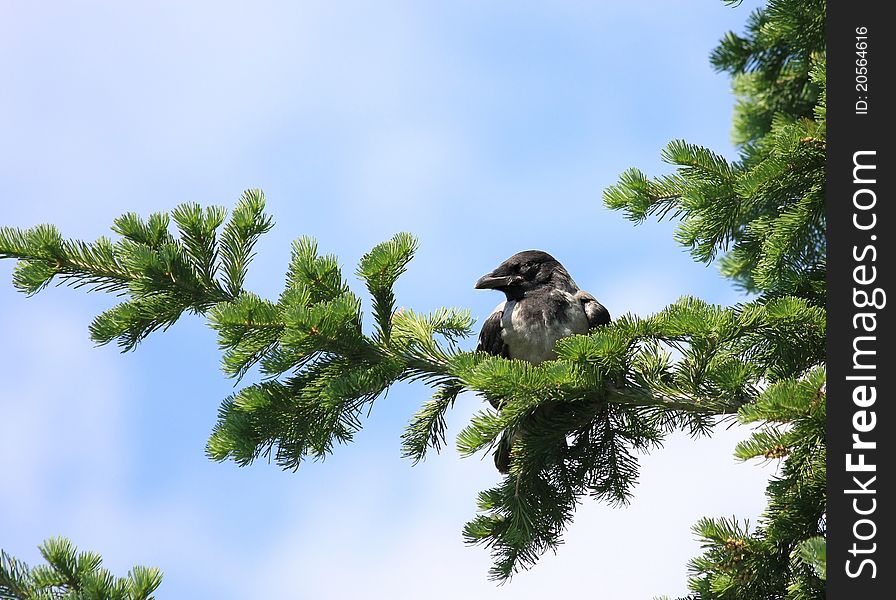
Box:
[474,250,610,473]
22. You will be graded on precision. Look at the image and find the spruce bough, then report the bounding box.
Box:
[1,0,826,596]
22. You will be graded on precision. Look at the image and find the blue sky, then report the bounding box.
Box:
[0,1,774,597]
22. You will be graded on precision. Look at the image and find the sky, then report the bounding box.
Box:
[0,1,774,597]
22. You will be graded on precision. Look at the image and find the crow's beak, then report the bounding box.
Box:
[474,272,515,290]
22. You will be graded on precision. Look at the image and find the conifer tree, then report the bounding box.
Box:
[0,0,826,596]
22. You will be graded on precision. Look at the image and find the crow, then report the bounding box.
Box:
[475,250,610,473]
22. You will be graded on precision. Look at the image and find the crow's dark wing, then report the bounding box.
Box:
[494,431,512,474]
[477,303,508,412]
[476,303,509,358]
[576,290,611,328]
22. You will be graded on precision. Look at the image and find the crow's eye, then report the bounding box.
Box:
[520,261,536,274]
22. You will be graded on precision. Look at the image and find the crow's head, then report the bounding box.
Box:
[474,250,575,300]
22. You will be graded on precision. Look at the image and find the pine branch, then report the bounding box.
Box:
[1,194,827,583]
[357,232,418,342]
[401,384,461,463]
[792,536,825,581]
[0,225,134,296]
[0,193,276,350]
[171,202,227,288]
[218,189,274,297]
[0,538,161,600]
[209,292,284,380]
[1,209,825,580]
